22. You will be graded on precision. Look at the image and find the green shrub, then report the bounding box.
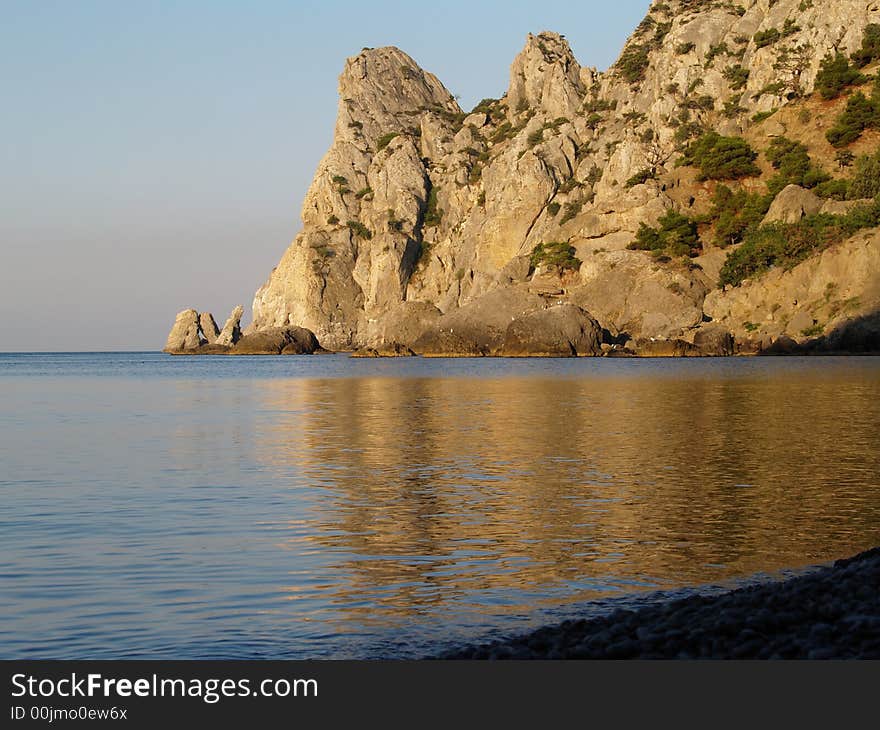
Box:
[723,64,750,90]
[625,168,658,188]
[677,132,760,180]
[327,215,340,225]
[848,149,880,198]
[547,201,561,217]
[814,179,850,200]
[529,241,582,272]
[560,199,583,224]
[628,209,701,257]
[705,43,729,65]
[586,113,605,130]
[423,188,442,227]
[527,128,544,146]
[718,199,880,287]
[617,43,651,83]
[471,97,505,122]
[815,53,865,100]
[376,132,400,151]
[708,185,773,247]
[676,42,695,55]
[346,220,372,239]
[331,175,348,185]
[489,122,515,144]
[751,109,777,124]
[825,91,880,147]
[753,28,781,49]
[355,186,373,199]
[764,136,830,195]
[852,24,880,67]
[723,99,747,118]
[836,150,856,168]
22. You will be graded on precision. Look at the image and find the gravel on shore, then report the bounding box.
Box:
[441,548,880,659]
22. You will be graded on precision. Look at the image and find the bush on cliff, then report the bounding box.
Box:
[848,149,880,199]
[628,209,701,258]
[826,92,880,147]
[718,198,880,287]
[851,23,880,68]
[764,136,831,195]
[708,185,773,247]
[814,53,865,100]
[677,132,760,180]
[529,241,582,272]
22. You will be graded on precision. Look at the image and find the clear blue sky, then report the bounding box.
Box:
[0,0,651,351]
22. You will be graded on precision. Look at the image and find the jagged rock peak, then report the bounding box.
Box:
[507,31,586,120]
[336,46,460,141]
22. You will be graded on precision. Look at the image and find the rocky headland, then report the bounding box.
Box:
[165,0,880,356]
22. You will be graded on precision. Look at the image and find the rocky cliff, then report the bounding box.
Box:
[172,0,880,355]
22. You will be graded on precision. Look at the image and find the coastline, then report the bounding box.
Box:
[439,547,880,659]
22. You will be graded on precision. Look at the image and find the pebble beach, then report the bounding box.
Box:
[443,548,880,659]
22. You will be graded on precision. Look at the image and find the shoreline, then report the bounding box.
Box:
[438,547,880,659]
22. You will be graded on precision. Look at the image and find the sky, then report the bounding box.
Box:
[0,0,652,351]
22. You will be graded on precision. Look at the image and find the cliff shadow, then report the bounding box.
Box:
[763,309,880,355]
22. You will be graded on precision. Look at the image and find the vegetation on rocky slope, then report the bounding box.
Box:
[719,197,880,287]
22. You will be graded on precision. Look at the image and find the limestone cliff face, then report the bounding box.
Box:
[250,0,880,352]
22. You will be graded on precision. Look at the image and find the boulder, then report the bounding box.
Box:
[763,335,799,355]
[412,329,489,357]
[230,327,321,355]
[633,338,700,357]
[693,324,735,356]
[501,304,602,357]
[216,305,244,346]
[569,250,709,341]
[163,309,202,353]
[369,301,442,349]
[413,287,546,356]
[762,185,822,225]
[199,312,220,344]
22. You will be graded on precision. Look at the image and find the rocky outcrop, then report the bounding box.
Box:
[163,310,202,353]
[230,327,322,355]
[216,305,244,347]
[199,313,220,344]
[762,185,823,225]
[693,324,735,356]
[501,303,602,357]
[704,229,880,348]
[163,304,271,354]
[569,251,710,341]
[163,0,880,357]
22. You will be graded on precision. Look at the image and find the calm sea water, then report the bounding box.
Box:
[1,353,879,658]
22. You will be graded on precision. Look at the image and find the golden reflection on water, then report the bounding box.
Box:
[251,370,880,622]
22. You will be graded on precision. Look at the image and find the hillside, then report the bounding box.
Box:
[166,0,880,355]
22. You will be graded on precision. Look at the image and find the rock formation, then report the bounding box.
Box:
[166,0,880,356]
[199,312,220,344]
[164,305,255,354]
[230,327,322,355]
[216,305,244,347]
[501,304,602,357]
[163,309,202,353]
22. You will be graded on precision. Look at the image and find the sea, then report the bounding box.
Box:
[1,352,878,658]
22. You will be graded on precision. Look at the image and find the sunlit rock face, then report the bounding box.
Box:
[248,0,880,353]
